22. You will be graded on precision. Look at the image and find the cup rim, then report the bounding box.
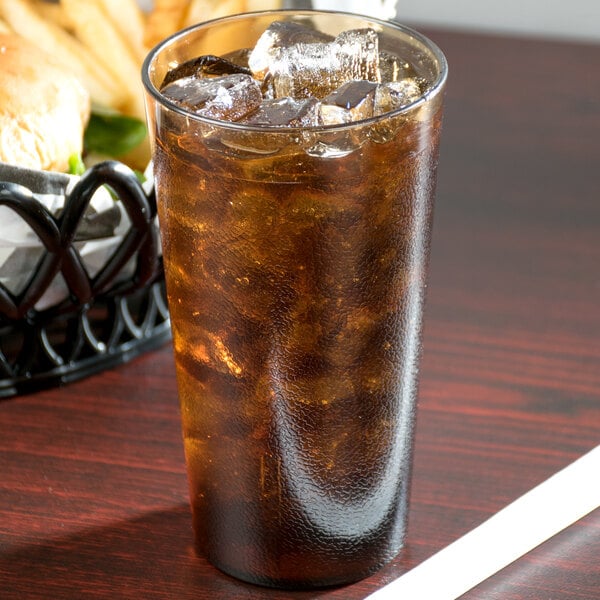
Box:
[141,9,448,133]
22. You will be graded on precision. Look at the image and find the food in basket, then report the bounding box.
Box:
[0,33,90,172]
[0,0,282,174]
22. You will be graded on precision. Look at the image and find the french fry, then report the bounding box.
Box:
[183,0,245,27]
[92,0,148,64]
[244,0,282,10]
[182,0,258,53]
[0,0,125,110]
[0,17,10,33]
[31,0,73,32]
[145,0,190,49]
[61,0,146,120]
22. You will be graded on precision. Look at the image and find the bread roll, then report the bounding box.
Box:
[0,33,90,172]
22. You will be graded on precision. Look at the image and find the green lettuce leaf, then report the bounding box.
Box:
[84,112,147,158]
[67,153,86,175]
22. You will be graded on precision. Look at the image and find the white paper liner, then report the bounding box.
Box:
[0,162,155,311]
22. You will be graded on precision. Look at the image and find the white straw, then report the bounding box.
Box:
[366,444,600,600]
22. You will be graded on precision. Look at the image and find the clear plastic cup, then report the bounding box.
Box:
[143,10,447,589]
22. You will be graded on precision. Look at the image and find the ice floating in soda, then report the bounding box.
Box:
[160,20,431,126]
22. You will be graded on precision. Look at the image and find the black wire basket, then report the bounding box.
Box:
[0,160,170,398]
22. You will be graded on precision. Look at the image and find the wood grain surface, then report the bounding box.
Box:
[1,29,599,599]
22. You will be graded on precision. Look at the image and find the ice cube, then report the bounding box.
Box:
[161,73,263,121]
[319,80,378,125]
[242,97,320,127]
[161,54,251,87]
[217,97,320,157]
[378,51,420,83]
[259,28,380,100]
[248,20,333,79]
[374,78,426,114]
[334,29,380,82]
[303,131,365,158]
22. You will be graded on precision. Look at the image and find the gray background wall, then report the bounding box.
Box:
[393,0,600,44]
[310,0,600,43]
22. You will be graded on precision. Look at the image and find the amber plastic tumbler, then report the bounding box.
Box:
[143,10,447,589]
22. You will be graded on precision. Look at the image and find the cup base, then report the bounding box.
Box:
[200,540,406,590]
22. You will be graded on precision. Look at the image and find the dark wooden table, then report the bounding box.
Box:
[1,29,599,600]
